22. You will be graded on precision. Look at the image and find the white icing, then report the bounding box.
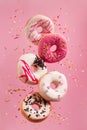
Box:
[17,53,47,84]
[39,71,68,101]
[21,93,51,120]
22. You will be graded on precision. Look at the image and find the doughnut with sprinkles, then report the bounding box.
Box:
[20,92,51,122]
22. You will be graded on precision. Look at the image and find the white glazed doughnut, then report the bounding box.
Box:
[25,15,54,44]
[20,92,51,121]
[17,53,47,84]
[39,71,68,101]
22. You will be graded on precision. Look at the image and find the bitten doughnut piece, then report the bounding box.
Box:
[20,92,51,121]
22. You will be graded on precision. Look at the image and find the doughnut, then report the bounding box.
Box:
[25,15,54,45]
[17,53,47,84]
[39,71,68,101]
[20,92,51,121]
[38,33,67,63]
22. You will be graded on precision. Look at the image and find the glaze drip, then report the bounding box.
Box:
[19,60,38,83]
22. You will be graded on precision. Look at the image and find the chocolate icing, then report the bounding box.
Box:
[22,93,50,120]
[33,55,46,69]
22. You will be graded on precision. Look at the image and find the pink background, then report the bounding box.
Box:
[0,0,87,130]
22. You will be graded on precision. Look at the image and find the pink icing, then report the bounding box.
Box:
[19,60,38,83]
[38,34,67,63]
[27,19,53,43]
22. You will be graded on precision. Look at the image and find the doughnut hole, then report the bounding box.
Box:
[31,65,38,73]
[36,26,42,33]
[32,103,40,111]
[50,45,57,52]
[50,81,58,89]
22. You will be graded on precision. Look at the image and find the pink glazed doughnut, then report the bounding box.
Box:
[25,15,54,45]
[38,33,67,63]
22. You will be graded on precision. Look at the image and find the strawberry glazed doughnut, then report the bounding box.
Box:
[39,71,68,101]
[38,33,67,63]
[25,15,54,44]
[20,92,51,122]
[17,53,47,84]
